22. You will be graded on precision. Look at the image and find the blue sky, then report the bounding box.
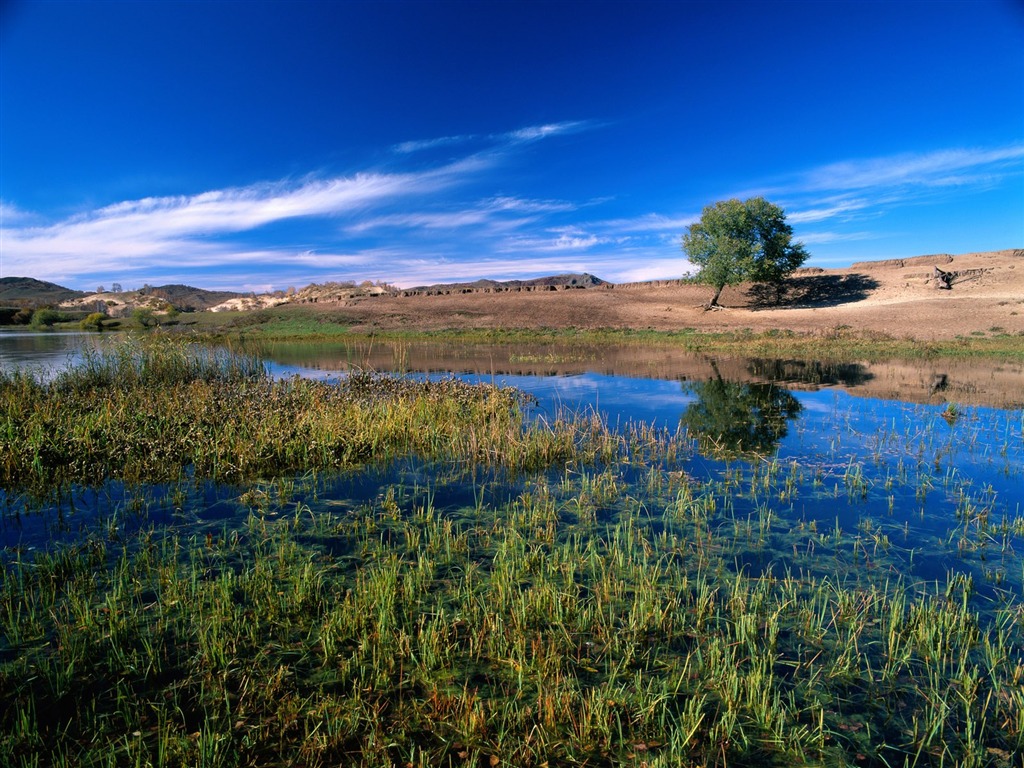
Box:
[1,0,1022,292]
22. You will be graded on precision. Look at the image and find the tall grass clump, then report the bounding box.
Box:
[53,337,268,392]
[0,338,616,498]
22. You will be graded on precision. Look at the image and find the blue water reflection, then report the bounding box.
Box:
[3,332,1022,596]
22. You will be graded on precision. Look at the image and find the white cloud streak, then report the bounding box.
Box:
[4,132,1018,289]
[505,121,591,143]
[0,201,37,224]
[798,145,1024,193]
[0,161,476,283]
[795,231,876,246]
[392,134,474,154]
[594,213,699,233]
[392,120,594,156]
[786,199,871,224]
[1,122,603,286]
[345,196,578,235]
[755,143,1024,259]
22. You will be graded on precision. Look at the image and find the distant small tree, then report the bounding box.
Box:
[111,283,123,293]
[132,307,158,328]
[96,285,106,294]
[682,197,808,308]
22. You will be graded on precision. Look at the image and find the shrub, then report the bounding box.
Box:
[80,312,107,331]
[30,308,60,328]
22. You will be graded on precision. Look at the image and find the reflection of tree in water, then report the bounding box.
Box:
[745,358,872,387]
[681,379,802,458]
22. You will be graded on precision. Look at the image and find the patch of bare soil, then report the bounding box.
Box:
[309,249,1024,340]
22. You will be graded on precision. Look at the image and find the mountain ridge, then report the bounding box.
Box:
[0,276,86,305]
[0,273,610,309]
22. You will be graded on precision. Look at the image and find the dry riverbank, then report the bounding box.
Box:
[289,249,1024,340]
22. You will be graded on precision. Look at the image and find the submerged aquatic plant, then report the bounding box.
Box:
[1,338,1022,767]
[2,467,1022,767]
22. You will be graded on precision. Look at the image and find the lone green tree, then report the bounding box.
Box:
[682,197,808,308]
[132,307,158,328]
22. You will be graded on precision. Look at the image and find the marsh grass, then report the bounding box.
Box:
[2,463,1022,767]
[0,338,623,499]
[203,320,1024,362]
[1,339,1022,767]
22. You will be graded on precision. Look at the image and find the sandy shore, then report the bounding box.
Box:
[303,249,1024,340]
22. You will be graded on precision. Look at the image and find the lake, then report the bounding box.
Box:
[2,331,1023,764]
[3,331,1021,586]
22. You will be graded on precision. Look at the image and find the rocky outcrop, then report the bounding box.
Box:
[400,273,608,297]
[852,254,954,269]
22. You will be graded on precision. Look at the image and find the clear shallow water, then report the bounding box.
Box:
[6,336,1024,764]
[0,330,102,375]
[2,333,1022,599]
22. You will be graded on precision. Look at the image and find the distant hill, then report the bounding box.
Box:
[53,283,247,315]
[407,273,608,293]
[0,276,85,306]
[145,284,244,312]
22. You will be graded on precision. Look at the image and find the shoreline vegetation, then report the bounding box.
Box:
[226,323,1024,362]
[1,340,1022,766]
[0,339,617,497]
[11,319,1024,362]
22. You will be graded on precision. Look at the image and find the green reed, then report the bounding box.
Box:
[3,457,1021,767]
[0,338,625,499]
[1,339,1022,766]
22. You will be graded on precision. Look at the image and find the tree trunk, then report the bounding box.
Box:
[707,284,724,308]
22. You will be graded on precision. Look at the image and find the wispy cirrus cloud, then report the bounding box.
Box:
[392,120,597,155]
[786,198,872,224]
[485,195,580,214]
[346,195,579,234]
[392,134,475,154]
[505,121,592,143]
[592,212,699,233]
[500,226,612,253]
[796,145,1024,193]
[0,201,38,225]
[0,157,483,284]
[795,230,876,246]
[769,144,1024,228]
[0,121,607,288]
[736,143,1024,260]
[6,126,1015,291]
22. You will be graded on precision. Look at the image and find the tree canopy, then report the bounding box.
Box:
[682,197,808,307]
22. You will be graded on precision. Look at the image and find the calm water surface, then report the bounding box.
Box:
[0,330,103,374]
[2,332,1022,598]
